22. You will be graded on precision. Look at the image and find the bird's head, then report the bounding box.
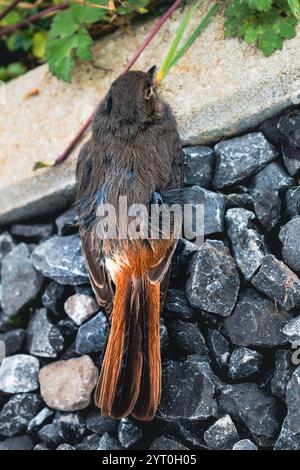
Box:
[94,67,161,134]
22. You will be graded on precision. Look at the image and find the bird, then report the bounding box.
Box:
[76,67,183,421]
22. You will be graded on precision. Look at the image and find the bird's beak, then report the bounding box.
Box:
[147,65,157,82]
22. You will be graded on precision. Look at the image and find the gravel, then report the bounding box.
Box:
[1,243,44,317]
[204,415,239,450]
[223,288,292,348]
[31,235,89,285]
[183,145,214,187]
[186,240,239,316]
[219,383,279,442]
[213,132,278,189]
[0,354,40,393]
[1,107,299,450]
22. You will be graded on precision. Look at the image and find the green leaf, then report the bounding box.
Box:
[225,1,252,19]
[49,10,79,38]
[117,0,150,15]
[46,35,77,82]
[287,0,300,19]
[224,17,241,37]
[244,25,258,43]
[158,0,203,81]
[168,3,219,72]
[46,26,94,82]
[248,0,273,12]
[32,32,47,60]
[224,0,298,57]
[0,10,22,26]
[6,31,32,52]
[75,28,93,61]
[33,161,51,171]
[70,0,107,24]
[279,17,297,39]
[0,62,26,82]
[259,29,283,55]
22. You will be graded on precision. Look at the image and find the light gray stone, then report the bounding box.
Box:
[27,407,54,432]
[56,444,75,450]
[27,308,64,358]
[64,293,99,326]
[283,315,300,342]
[97,432,122,450]
[233,439,257,450]
[118,418,142,449]
[1,243,44,317]
[55,208,78,235]
[186,185,225,235]
[0,393,42,437]
[228,347,263,380]
[0,354,39,393]
[186,240,239,316]
[251,254,300,310]
[183,145,214,187]
[204,415,239,450]
[31,235,89,285]
[213,132,277,189]
[226,208,269,280]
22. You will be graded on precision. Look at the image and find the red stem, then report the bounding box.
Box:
[54,0,181,166]
[122,0,181,73]
[0,0,22,22]
[0,2,69,37]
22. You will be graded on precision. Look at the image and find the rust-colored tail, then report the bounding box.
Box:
[94,270,161,421]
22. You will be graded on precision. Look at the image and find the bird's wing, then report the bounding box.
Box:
[82,236,114,315]
[76,141,114,316]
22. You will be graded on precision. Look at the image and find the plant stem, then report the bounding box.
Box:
[123,0,181,73]
[0,2,69,37]
[0,0,22,21]
[54,0,182,166]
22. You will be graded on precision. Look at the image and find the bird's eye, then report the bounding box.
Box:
[145,87,154,101]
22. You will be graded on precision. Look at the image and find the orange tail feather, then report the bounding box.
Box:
[94,268,161,420]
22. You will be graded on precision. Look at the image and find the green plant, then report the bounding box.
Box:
[225,0,299,56]
[156,0,218,82]
[0,0,153,83]
[1,0,300,84]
